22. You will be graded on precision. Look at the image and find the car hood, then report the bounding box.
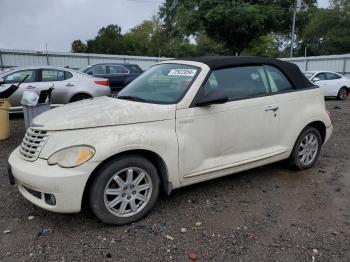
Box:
[32,96,176,131]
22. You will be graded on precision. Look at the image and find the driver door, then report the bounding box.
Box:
[176,66,282,182]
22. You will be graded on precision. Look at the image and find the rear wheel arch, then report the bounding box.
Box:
[69,93,92,102]
[289,120,326,158]
[306,121,326,144]
[82,149,171,209]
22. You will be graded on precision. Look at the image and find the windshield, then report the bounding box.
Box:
[303,72,314,79]
[118,63,200,104]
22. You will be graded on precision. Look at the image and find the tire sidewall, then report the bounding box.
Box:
[290,127,322,170]
[89,155,160,225]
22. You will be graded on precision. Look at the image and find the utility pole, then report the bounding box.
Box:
[290,0,302,58]
[45,43,50,66]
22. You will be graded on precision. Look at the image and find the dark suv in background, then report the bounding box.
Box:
[79,63,143,92]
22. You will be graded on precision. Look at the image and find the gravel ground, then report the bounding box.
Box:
[1,99,350,262]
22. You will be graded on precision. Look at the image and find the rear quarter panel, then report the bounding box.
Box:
[274,87,331,155]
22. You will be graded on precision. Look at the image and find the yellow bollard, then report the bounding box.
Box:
[0,99,11,140]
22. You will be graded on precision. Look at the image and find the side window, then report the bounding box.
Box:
[326,73,341,80]
[3,70,36,84]
[109,65,128,74]
[41,70,65,82]
[265,65,293,92]
[64,71,73,80]
[315,73,327,80]
[202,66,269,100]
[88,65,107,75]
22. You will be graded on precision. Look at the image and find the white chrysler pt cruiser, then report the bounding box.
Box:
[8,57,333,225]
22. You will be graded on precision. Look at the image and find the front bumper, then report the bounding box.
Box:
[8,147,99,213]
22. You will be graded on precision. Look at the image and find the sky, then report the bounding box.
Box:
[0,0,330,52]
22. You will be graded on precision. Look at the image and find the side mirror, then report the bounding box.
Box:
[312,77,320,82]
[196,90,228,107]
[87,71,93,75]
[0,77,4,85]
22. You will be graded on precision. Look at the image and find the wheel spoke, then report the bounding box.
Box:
[119,201,128,215]
[307,153,312,163]
[114,175,125,187]
[136,193,147,202]
[133,172,145,185]
[129,200,137,212]
[301,154,306,163]
[126,169,133,184]
[105,188,121,195]
[137,183,151,191]
[107,196,122,208]
[298,149,306,156]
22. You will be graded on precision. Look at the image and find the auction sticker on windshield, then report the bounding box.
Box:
[168,69,197,77]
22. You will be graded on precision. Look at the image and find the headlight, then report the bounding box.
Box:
[48,146,95,168]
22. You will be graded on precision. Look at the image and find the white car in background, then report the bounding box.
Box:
[304,71,350,100]
[0,66,111,112]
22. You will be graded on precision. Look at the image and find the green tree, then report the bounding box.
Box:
[159,0,317,55]
[86,24,125,54]
[241,34,281,57]
[71,40,87,53]
[298,2,350,56]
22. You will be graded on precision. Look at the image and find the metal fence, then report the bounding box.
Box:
[1,48,350,78]
[282,54,350,78]
[0,49,170,71]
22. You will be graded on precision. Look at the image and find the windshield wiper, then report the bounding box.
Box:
[117,95,147,102]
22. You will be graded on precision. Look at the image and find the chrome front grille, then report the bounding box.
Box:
[19,128,49,161]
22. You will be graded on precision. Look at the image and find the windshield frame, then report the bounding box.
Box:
[117,63,202,105]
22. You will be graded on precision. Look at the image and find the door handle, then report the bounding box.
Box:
[66,83,74,87]
[265,105,279,112]
[26,85,36,89]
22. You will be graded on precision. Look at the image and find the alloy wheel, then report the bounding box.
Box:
[298,133,319,166]
[339,88,347,100]
[104,167,153,218]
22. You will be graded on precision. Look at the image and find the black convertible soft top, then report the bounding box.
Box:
[179,56,314,89]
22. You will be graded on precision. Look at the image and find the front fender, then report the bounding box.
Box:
[39,120,180,188]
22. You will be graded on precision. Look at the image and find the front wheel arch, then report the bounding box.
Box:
[82,149,170,210]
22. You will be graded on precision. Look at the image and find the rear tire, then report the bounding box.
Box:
[337,87,348,100]
[289,127,322,170]
[70,94,91,102]
[89,155,160,225]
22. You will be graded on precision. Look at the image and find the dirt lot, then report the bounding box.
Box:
[1,99,350,262]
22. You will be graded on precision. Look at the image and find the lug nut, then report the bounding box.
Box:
[122,193,126,197]
[127,196,131,200]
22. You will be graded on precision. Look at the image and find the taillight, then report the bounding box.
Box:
[95,80,109,86]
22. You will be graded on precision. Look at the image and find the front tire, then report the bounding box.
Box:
[337,87,348,100]
[289,127,322,170]
[89,155,160,225]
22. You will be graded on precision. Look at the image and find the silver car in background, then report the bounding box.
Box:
[0,66,111,112]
